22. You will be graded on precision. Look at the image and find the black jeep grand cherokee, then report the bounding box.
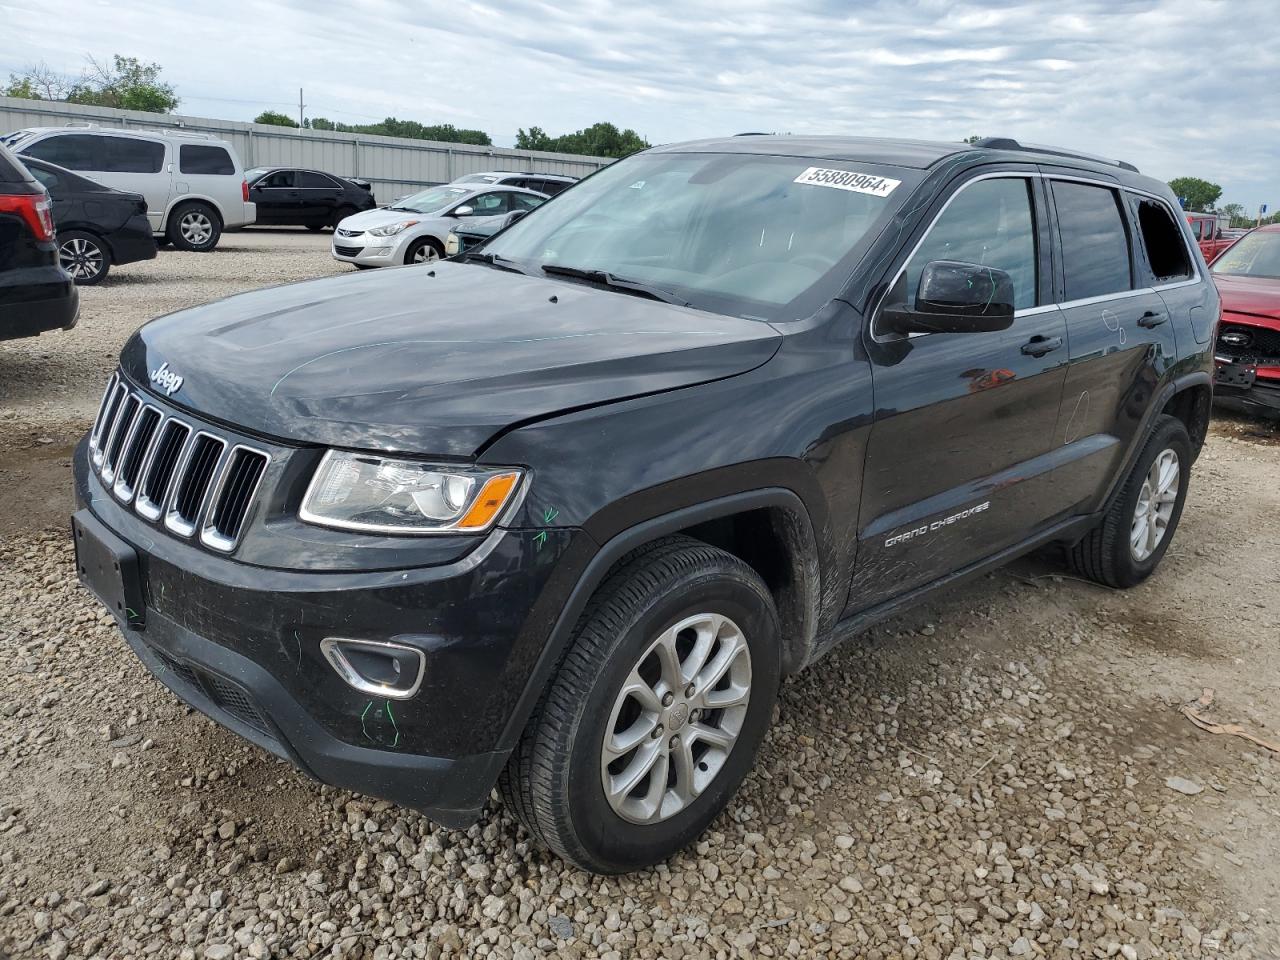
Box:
[73,136,1217,873]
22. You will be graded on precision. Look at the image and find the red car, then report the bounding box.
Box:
[1188,213,1233,262]
[1212,224,1280,416]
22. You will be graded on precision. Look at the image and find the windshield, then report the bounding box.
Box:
[1213,231,1280,280]
[390,185,470,213]
[454,173,502,184]
[245,167,269,181]
[482,151,916,320]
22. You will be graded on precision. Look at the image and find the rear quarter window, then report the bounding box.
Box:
[1131,196,1193,283]
[1052,181,1133,301]
[180,145,235,175]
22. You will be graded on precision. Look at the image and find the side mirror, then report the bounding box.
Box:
[503,209,529,227]
[881,260,1016,336]
[452,205,474,218]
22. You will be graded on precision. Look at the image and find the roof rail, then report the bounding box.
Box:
[970,137,1139,174]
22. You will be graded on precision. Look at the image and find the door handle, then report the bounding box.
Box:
[1020,335,1063,357]
[1138,310,1167,328]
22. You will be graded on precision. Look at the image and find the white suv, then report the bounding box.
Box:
[4,126,255,251]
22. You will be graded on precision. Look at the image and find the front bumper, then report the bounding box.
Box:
[331,230,417,267]
[73,439,588,826]
[1214,357,1280,418]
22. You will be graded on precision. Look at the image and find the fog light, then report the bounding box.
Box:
[320,637,425,699]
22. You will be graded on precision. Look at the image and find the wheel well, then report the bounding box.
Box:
[167,199,224,229]
[1161,384,1211,456]
[676,506,816,675]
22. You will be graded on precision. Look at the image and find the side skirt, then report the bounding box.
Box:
[807,513,1098,666]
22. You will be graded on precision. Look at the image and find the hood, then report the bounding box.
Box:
[120,262,781,456]
[338,206,450,231]
[1214,273,1280,324]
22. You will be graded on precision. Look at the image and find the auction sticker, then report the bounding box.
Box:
[793,167,900,197]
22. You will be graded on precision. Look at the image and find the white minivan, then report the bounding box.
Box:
[4,125,256,251]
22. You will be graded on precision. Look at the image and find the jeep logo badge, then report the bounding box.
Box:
[150,361,184,396]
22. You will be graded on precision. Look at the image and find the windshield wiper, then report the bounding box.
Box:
[386,205,419,213]
[456,251,531,275]
[541,264,691,307]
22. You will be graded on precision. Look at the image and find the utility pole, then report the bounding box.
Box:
[298,88,306,131]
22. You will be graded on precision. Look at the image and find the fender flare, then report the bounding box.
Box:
[495,487,819,751]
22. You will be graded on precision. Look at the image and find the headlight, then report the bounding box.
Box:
[368,220,418,237]
[300,451,523,534]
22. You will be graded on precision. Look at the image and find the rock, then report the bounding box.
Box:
[205,947,234,960]
[548,915,573,939]
[1165,776,1204,796]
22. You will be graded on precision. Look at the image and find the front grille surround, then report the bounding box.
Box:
[1217,322,1280,366]
[87,376,272,552]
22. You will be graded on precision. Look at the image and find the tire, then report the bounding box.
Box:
[403,237,443,266]
[500,536,782,874]
[330,205,357,229]
[166,202,222,252]
[58,230,111,285]
[1067,414,1192,588]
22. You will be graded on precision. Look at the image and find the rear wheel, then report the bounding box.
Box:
[1066,415,1192,588]
[404,237,443,265]
[500,536,781,874]
[166,202,221,252]
[58,230,111,285]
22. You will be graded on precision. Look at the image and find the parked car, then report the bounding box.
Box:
[444,207,540,257]
[452,170,577,195]
[1211,224,1280,416]
[1187,213,1233,262]
[73,134,1216,874]
[20,155,156,285]
[332,184,544,267]
[3,125,254,251]
[245,167,376,230]
[0,143,78,340]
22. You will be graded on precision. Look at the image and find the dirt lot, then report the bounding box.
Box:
[2,232,1279,960]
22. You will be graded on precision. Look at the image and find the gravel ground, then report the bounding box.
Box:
[2,232,1280,959]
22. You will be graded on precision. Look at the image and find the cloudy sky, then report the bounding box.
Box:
[2,0,1275,209]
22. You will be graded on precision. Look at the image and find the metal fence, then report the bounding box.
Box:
[0,97,612,204]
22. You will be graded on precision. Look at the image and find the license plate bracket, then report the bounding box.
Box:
[72,510,145,630]
[1216,362,1257,389]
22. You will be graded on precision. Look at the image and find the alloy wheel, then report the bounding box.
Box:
[180,211,213,246]
[600,612,752,824]
[59,237,104,281]
[412,243,441,264]
[1130,448,1180,562]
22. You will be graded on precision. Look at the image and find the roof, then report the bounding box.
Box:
[649,135,1157,187]
[7,124,230,144]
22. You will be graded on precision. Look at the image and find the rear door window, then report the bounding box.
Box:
[1051,181,1134,301]
[1131,197,1194,283]
[179,145,234,175]
[469,192,510,215]
[298,171,339,188]
[904,176,1039,310]
[104,137,165,173]
[24,134,106,171]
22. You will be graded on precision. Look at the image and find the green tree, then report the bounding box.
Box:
[255,110,299,127]
[303,116,490,145]
[1219,202,1247,227]
[8,55,179,113]
[516,122,649,159]
[1167,176,1222,212]
[5,62,71,100]
[963,134,985,144]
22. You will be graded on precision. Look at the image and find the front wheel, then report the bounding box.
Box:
[58,230,111,285]
[166,202,222,252]
[1066,414,1192,588]
[500,536,781,874]
[403,237,443,265]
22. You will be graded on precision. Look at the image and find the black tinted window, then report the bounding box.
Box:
[906,177,1039,310]
[1133,198,1193,282]
[298,171,337,188]
[25,134,105,171]
[179,144,234,175]
[105,137,164,173]
[1052,181,1133,300]
[28,165,61,192]
[258,170,294,188]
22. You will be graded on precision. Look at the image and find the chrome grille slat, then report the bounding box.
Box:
[87,376,270,552]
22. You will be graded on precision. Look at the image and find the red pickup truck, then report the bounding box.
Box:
[1188,214,1233,262]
